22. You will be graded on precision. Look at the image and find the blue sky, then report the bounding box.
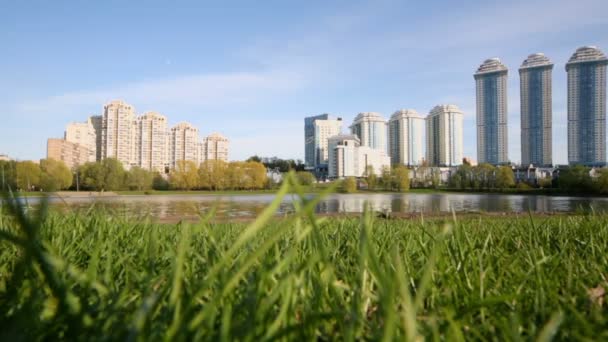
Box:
[1,0,607,164]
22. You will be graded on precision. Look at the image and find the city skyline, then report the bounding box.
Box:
[47,99,229,171]
[1,0,608,163]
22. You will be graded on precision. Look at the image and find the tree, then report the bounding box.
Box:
[101,158,127,191]
[392,165,410,191]
[380,166,392,190]
[245,161,267,189]
[475,163,497,189]
[15,161,41,191]
[126,166,154,191]
[558,165,593,192]
[170,160,199,190]
[78,158,127,191]
[39,159,72,191]
[0,160,17,191]
[295,171,315,186]
[342,177,357,193]
[495,166,515,189]
[365,165,377,190]
[598,169,608,194]
[152,174,170,190]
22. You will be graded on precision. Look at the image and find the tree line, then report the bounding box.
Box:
[0,158,269,192]
[1,159,72,192]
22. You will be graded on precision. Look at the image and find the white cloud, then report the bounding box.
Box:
[17,69,307,114]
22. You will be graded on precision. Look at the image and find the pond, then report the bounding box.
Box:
[10,192,608,221]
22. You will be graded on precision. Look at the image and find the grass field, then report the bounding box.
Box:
[1,177,607,340]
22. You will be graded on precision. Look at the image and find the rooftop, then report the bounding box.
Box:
[566,46,607,68]
[428,104,464,116]
[390,109,423,120]
[520,53,553,69]
[352,112,386,124]
[475,58,508,76]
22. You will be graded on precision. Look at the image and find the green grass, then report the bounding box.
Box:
[1,174,607,340]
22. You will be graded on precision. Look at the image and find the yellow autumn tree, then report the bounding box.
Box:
[170,160,199,190]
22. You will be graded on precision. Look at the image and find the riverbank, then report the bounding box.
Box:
[6,186,607,198]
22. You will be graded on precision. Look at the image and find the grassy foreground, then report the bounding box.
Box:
[1,177,607,340]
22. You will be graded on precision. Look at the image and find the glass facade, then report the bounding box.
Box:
[304,114,329,168]
[527,69,544,165]
[482,75,499,164]
[578,63,598,164]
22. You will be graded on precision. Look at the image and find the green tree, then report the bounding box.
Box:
[39,159,72,191]
[449,164,473,189]
[170,160,199,190]
[152,174,170,190]
[365,165,377,190]
[0,160,17,191]
[392,165,410,191]
[342,177,357,193]
[475,163,497,190]
[558,166,592,192]
[15,161,41,191]
[380,166,392,190]
[296,171,315,186]
[78,158,126,191]
[126,166,154,191]
[495,166,515,189]
[598,169,608,194]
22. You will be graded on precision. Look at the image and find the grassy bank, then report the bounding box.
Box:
[1,180,607,340]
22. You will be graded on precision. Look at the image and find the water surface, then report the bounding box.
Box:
[13,192,608,221]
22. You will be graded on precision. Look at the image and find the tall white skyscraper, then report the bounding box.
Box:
[426,105,464,167]
[350,112,387,152]
[520,53,553,167]
[170,122,199,168]
[101,100,136,167]
[200,132,229,163]
[474,58,509,165]
[566,46,608,166]
[312,118,342,165]
[388,109,425,166]
[135,112,168,172]
[304,114,342,170]
[65,117,97,162]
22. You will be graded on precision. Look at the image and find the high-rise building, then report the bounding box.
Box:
[312,118,342,165]
[170,122,199,168]
[327,134,390,179]
[350,112,387,152]
[474,58,509,165]
[388,109,425,166]
[200,132,229,163]
[520,53,553,167]
[566,46,608,166]
[65,118,97,162]
[425,105,464,166]
[135,112,168,172]
[101,100,136,167]
[90,115,103,161]
[304,114,329,169]
[47,138,90,169]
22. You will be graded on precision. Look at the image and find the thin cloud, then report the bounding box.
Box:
[18,69,307,113]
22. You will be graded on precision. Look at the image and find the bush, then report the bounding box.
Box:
[342,177,357,193]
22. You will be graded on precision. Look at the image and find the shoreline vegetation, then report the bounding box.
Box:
[11,186,608,198]
[1,174,607,340]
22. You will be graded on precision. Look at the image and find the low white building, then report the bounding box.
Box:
[328,134,390,179]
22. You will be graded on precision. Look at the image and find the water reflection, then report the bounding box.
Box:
[12,192,608,220]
